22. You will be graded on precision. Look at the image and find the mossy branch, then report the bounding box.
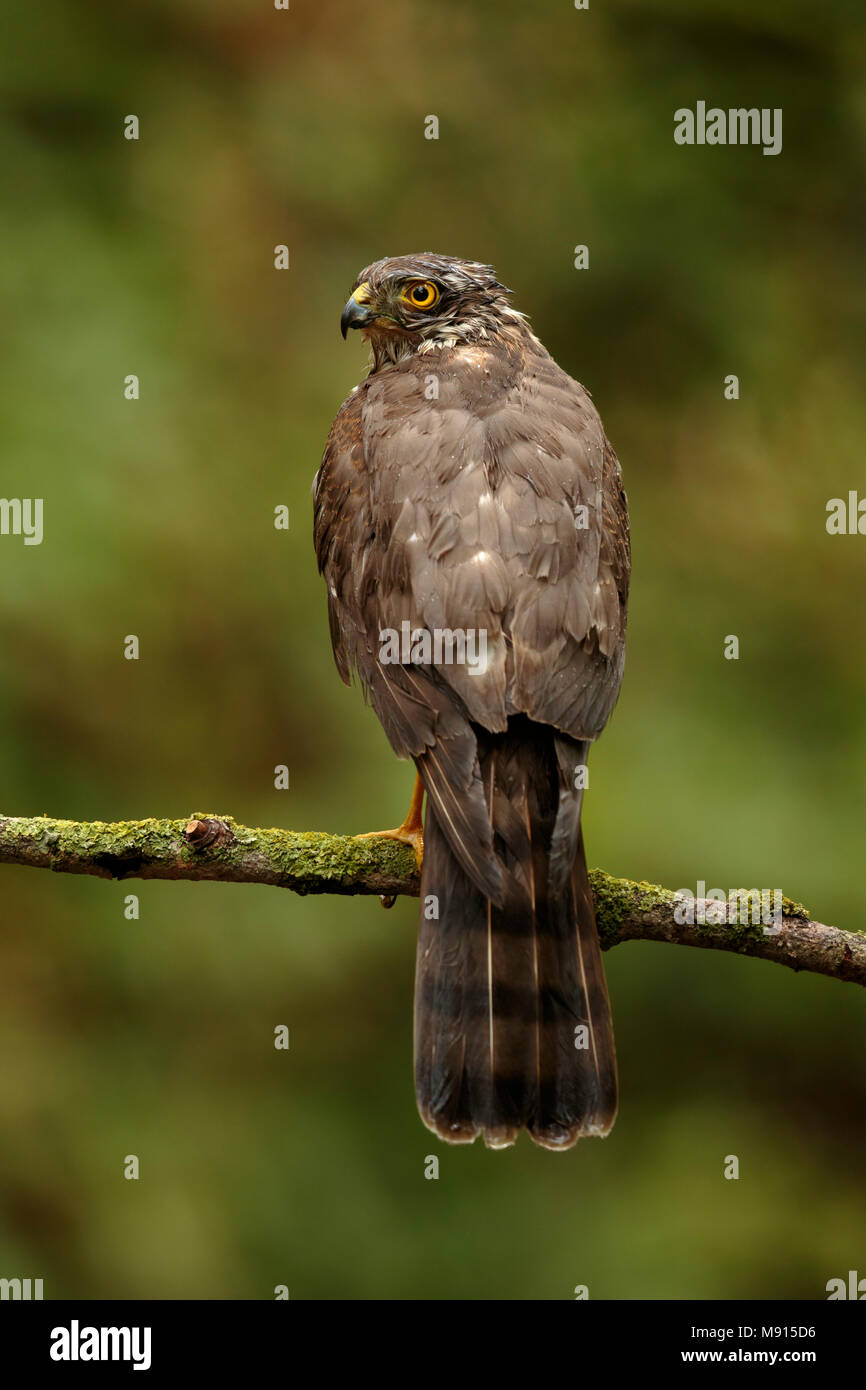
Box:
[0,812,862,987]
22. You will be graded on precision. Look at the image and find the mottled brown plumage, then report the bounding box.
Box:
[314,253,630,1149]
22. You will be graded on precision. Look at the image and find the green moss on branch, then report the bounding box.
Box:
[0,813,862,987]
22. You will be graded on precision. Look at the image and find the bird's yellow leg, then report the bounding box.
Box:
[354,771,424,873]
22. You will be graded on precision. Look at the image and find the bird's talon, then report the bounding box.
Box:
[354,825,424,874]
[353,773,425,874]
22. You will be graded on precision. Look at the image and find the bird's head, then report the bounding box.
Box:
[340,253,524,367]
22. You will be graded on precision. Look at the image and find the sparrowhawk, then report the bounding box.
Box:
[314,253,630,1150]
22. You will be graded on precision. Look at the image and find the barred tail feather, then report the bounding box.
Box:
[414,717,617,1150]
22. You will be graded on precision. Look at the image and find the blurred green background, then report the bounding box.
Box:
[1,0,864,1300]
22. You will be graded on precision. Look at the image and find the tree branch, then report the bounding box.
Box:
[0,812,862,987]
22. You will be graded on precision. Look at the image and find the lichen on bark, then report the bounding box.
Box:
[0,812,861,987]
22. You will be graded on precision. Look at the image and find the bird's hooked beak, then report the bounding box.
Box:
[340,281,377,338]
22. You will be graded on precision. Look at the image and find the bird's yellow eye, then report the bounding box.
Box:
[403,280,439,310]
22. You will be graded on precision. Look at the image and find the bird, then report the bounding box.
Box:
[314,253,630,1150]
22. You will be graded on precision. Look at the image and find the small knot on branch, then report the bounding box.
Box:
[183,817,233,850]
